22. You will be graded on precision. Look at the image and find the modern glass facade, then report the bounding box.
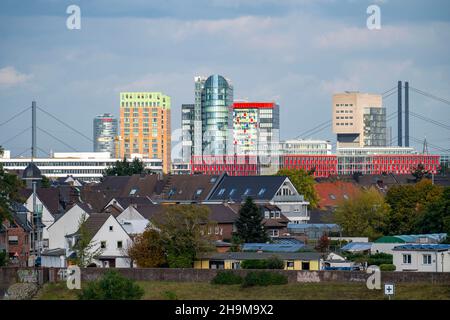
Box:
[201,75,233,156]
[93,113,118,157]
[363,107,387,147]
[181,104,195,162]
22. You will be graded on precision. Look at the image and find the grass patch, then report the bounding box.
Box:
[36,281,450,300]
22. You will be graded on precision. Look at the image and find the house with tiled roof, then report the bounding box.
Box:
[65,213,132,268]
[47,202,94,250]
[0,203,33,266]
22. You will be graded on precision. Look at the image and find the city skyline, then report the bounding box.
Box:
[1,0,449,157]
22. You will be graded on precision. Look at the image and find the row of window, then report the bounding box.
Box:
[402,254,433,265]
[336,122,354,126]
[336,109,353,113]
[336,116,353,120]
[335,103,354,107]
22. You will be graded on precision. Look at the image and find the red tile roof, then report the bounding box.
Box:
[314,181,360,209]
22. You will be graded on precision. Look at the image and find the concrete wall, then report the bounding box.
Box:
[1,267,450,292]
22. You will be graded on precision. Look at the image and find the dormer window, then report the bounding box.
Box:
[258,188,266,197]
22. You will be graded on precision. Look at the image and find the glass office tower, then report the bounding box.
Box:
[201,75,233,156]
[93,113,118,157]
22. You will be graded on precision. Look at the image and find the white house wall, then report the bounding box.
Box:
[89,215,132,268]
[116,206,146,223]
[48,205,90,250]
[393,250,450,272]
[24,194,55,241]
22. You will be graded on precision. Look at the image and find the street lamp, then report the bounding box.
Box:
[22,162,42,267]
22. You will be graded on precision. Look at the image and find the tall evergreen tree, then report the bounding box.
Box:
[103,157,145,176]
[235,197,269,243]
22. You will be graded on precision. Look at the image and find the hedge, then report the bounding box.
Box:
[242,271,288,287]
[211,271,243,285]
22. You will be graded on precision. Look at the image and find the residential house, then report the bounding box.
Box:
[47,203,94,250]
[20,188,63,248]
[0,203,33,266]
[392,244,450,272]
[194,252,322,271]
[66,213,132,268]
[205,174,310,223]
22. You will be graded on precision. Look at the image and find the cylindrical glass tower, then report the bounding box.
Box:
[201,75,233,156]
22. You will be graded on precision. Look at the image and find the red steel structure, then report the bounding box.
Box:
[190,154,440,177]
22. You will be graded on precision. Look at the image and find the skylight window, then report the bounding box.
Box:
[196,188,203,196]
[244,188,251,196]
[258,188,266,196]
[129,188,138,196]
[229,189,236,197]
[329,194,336,200]
[210,177,217,183]
[218,188,226,196]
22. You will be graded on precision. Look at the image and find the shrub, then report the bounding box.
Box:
[368,253,393,266]
[265,257,284,269]
[211,271,243,285]
[241,259,267,269]
[78,270,144,300]
[242,271,288,287]
[163,290,178,300]
[379,264,396,271]
[0,250,8,267]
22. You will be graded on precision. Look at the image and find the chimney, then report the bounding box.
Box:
[397,81,402,146]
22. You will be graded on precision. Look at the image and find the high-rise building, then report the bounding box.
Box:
[232,102,280,174]
[201,74,234,156]
[119,92,171,173]
[332,92,386,148]
[194,76,206,157]
[181,104,195,163]
[93,113,118,157]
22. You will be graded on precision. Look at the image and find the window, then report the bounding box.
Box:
[195,188,203,196]
[218,188,226,196]
[8,236,18,246]
[229,189,236,197]
[244,188,251,196]
[258,188,266,196]
[422,254,432,265]
[270,229,279,237]
[286,261,294,268]
[109,226,113,231]
[329,194,336,200]
[403,254,411,264]
[101,241,106,249]
[117,241,123,249]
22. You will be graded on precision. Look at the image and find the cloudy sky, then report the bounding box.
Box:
[0,0,449,158]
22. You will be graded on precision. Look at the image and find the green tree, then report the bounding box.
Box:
[414,187,450,235]
[156,205,215,268]
[78,270,144,300]
[127,228,166,267]
[0,250,8,267]
[41,175,51,188]
[0,146,25,221]
[104,157,145,176]
[275,168,319,208]
[385,179,443,235]
[70,213,103,267]
[334,187,389,240]
[234,197,269,244]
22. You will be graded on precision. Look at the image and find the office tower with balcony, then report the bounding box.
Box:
[93,113,118,157]
[119,92,171,173]
[332,92,386,148]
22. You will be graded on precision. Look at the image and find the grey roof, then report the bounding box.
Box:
[111,196,153,209]
[207,175,287,202]
[22,162,42,180]
[198,251,321,261]
[41,248,66,256]
[20,188,62,216]
[393,244,450,252]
